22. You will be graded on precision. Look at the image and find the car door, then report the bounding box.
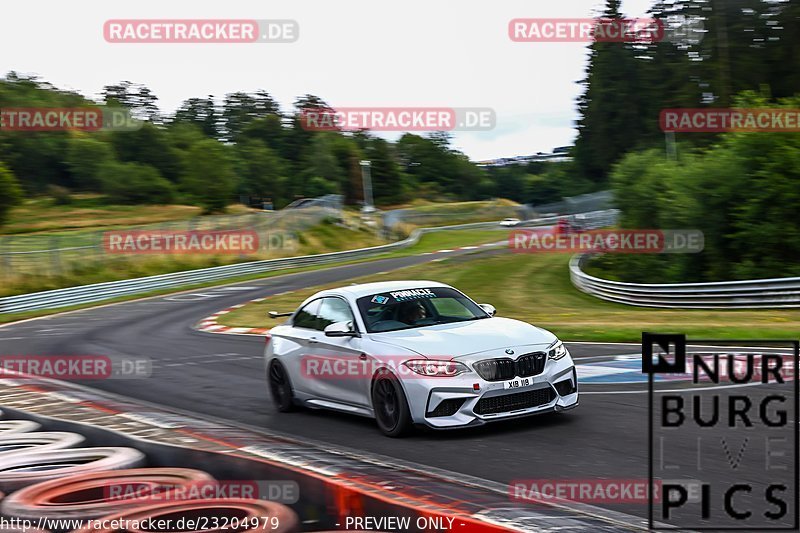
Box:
[279,298,322,397]
[305,296,370,408]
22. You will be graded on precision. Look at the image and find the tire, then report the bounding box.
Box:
[0,447,146,492]
[0,432,85,457]
[371,371,413,437]
[1,468,214,520]
[0,421,41,435]
[268,361,295,412]
[69,499,299,533]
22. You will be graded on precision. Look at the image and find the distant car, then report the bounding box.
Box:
[500,217,521,227]
[265,281,578,437]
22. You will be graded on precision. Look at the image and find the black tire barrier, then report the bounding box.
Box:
[0,448,146,492]
[0,432,86,457]
[0,421,41,435]
[1,468,215,520]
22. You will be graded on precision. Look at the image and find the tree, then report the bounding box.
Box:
[98,161,175,204]
[0,73,91,192]
[606,94,800,282]
[173,97,220,139]
[362,137,410,205]
[235,140,288,206]
[102,81,160,122]
[180,139,236,213]
[300,134,345,201]
[329,135,364,205]
[222,91,280,141]
[240,115,286,155]
[65,135,115,190]
[0,163,22,226]
[109,123,183,182]
[395,133,483,200]
[573,0,646,183]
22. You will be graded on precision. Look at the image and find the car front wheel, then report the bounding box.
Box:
[371,371,412,437]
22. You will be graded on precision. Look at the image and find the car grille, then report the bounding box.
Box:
[473,352,547,382]
[474,387,555,415]
[427,398,466,418]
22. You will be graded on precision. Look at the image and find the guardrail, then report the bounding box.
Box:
[570,254,800,309]
[0,210,617,315]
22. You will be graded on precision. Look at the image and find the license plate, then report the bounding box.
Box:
[504,377,532,390]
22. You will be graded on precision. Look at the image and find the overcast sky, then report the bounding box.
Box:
[2,0,653,160]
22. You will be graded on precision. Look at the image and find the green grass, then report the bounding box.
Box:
[219,252,800,342]
[386,229,504,255]
[393,198,519,213]
[387,199,522,232]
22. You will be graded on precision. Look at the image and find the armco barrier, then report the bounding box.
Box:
[570,254,800,309]
[0,211,618,315]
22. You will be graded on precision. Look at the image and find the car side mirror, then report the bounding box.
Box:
[478,303,496,317]
[324,321,360,337]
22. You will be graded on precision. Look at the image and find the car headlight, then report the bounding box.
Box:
[403,359,469,377]
[548,341,568,360]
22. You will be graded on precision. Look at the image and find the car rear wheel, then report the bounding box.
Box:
[371,372,412,437]
[268,361,295,412]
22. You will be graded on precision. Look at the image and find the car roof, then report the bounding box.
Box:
[315,280,451,299]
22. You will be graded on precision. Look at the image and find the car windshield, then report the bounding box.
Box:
[356,287,489,333]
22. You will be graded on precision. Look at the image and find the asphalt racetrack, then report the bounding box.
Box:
[1,247,794,525]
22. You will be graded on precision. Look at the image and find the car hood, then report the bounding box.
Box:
[367,317,557,359]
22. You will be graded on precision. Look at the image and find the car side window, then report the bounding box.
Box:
[293,299,321,330]
[317,297,355,331]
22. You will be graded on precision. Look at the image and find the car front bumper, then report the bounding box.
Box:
[401,355,578,429]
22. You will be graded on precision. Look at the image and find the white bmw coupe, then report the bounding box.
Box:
[265,280,578,436]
